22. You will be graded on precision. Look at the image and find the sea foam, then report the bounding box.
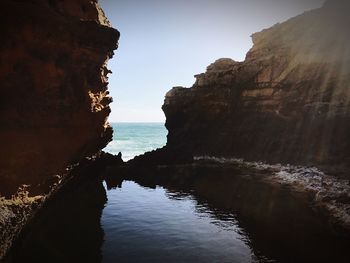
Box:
[194,156,350,229]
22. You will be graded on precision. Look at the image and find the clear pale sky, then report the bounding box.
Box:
[100,0,325,123]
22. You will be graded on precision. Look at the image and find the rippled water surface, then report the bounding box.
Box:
[101,181,254,263]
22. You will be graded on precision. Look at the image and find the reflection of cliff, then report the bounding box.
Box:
[0,0,119,258]
[162,0,350,169]
[10,162,350,262]
[104,165,350,262]
[7,163,107,263]
[176,168,350,262]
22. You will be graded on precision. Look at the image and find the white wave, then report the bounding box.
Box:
[194,156,350,229]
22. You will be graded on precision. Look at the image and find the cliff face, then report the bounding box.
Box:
[0,0,119,196]
[163,0,350,169]
[0,0,119,257]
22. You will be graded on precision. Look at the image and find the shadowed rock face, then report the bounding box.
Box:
[0,0,119,258]
[0,0,119,195]
[6,161,108,263]
[162,0,350,170]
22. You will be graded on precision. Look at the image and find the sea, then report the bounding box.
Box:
[10,123,350,262]
[104,122,168,161]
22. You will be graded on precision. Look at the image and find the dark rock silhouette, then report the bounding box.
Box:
[0,0,119,257]
[5,160,108,263]
[162,0,350,171]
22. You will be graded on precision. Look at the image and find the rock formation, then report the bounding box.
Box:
[0,0,119,258]
[162,0,350,171]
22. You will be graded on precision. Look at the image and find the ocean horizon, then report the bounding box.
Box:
[104,122,168,161]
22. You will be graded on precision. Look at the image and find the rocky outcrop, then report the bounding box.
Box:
[162,0,350,171]
[0,0,119,258]
[6,158,109,263]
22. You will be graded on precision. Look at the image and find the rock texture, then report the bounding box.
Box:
[162,0,350,171]
[0,0,119,258]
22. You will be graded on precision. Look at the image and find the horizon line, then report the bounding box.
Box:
[109,121,165,123]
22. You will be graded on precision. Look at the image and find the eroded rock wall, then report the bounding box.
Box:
[0,0,119,257]
[163,0,350,170]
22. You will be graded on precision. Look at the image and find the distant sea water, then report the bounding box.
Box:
[104,122,168,161]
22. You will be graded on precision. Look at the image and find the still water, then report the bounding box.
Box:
[8,165,350,263]
[101,181,253,263]
[7,123,350,262]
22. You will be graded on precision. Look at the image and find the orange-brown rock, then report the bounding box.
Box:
[0,0,119,257]
[162,0,350,170]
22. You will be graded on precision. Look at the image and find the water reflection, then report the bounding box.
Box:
[7,164,350,263]
[110,164,350,263]
[101,181,254,263]
[7,171,107,263]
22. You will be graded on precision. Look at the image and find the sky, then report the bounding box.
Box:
[100,0,325,123]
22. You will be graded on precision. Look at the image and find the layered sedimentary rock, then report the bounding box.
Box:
[163,0,350,170]
[0,0,119,257]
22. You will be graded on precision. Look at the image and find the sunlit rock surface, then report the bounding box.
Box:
[163,0,350,171]
[0,0,119,258]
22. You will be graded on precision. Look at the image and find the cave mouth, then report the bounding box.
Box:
[98,0,325,162]
[3,0,350,262]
